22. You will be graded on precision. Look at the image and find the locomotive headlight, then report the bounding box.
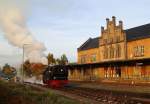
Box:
[61,69,63,72]
[48,70,51,73]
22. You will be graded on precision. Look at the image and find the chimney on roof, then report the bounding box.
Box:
[119,20,123,30]
[106,18,109,29]
[101,26,104,33]
[112,16,116,26]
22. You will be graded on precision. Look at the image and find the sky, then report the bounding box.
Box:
[0,0,150,66]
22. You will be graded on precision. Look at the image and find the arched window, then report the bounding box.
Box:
[103,47,108,59]
[116,44,121,58]
[109,45,114,59]
[106,47,108,59]
[109,45,112,58]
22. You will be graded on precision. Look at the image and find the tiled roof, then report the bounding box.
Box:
[78,37,99,51]
[78,23,150,51]
[125,23,150,41]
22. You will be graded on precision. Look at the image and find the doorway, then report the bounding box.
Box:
[115,66,121,78]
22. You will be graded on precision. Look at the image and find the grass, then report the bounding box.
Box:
[0,80,79,104]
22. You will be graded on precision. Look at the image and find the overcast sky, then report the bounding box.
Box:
[0,0,150,65]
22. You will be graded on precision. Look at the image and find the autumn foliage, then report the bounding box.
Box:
[23,60,46,77]
[0,64,17,80]
[23,53,68,77]
[30,63,46,76]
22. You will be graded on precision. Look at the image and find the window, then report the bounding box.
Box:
[106,47,108,59]
[134,46,138,57]
[109,46,112,58]
[111,46,114,58]
[114,37,117,42]
[141,45,144,56]
[133,46,144,57]
[118,45,121,57]
[91,54,96,62]
[103,39,107,44]
[104,47,108,59]
[81,56,86,63]
[116,44,121,58]
[104,45,115,59]
[116,36,120,42]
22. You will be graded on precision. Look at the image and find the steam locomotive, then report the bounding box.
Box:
[43,65,68,88]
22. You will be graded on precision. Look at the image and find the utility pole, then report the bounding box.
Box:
[22,44,32,82]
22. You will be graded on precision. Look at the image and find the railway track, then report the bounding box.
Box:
[59,87,150,104]
[24,82,150,104]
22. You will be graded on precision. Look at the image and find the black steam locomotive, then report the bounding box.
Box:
[43,65,68,87]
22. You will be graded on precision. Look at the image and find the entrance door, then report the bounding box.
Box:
[115,66,121,78]
[104,67,108,78]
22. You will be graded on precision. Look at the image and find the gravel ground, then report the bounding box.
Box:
[70,81,150,94]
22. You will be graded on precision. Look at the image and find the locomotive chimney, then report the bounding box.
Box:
[119,20,123,30]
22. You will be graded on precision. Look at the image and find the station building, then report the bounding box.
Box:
[68,16,150,82]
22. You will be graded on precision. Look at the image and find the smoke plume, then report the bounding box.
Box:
[0,3,48,65]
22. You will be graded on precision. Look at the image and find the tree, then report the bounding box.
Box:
[55,58,61,65]
[30,63,45,76]
[23,60,47,77]
[60,54,68,65]
[1,63,17,80]
[47,53,56,65]
[2,64,12,75]
[23,60,32,77]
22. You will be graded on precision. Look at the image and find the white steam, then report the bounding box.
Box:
[0,7,48,65]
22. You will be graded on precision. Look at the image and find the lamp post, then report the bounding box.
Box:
[22,44,32,82]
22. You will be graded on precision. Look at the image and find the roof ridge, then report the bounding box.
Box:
[125,23,150,41]
[125,23,150,31]
[78,37,92,50]
[92,37,100,39]
[78,37,99,51]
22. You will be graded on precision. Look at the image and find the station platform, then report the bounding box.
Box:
[69,80,150,94]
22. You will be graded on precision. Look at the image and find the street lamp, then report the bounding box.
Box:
[22,43,32,82]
